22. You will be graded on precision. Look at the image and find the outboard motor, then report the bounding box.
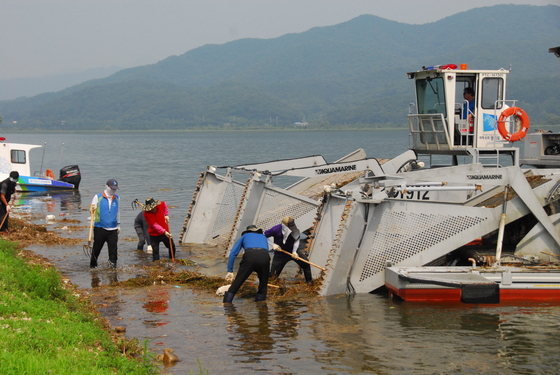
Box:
[59,165,81,189]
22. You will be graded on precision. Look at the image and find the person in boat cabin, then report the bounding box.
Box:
[142,197,176,261]
[463,87,475,123]
[134,210,152,253]
[223,225,271,303]
[90,179,120,268]
[265,216,313,284]
[0,171,19,233]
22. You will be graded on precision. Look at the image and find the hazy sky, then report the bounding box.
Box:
[1,0,558,80]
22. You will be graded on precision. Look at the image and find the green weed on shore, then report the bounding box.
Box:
[0,239,157,375]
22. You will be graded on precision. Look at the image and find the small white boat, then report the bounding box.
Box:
[0,137,81,192]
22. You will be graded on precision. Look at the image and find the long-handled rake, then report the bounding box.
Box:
[131,198,144,210]
[276,247,326,271]
[83,210,94,259]
[168,233,175,261]
[0,211,9,232]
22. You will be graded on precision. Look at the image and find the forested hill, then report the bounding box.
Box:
[1,4,559,131]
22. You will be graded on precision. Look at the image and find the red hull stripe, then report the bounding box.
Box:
[386,284,560,302]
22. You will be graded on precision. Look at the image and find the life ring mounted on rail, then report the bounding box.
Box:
[497,107,530,142]
[45,169,55,180]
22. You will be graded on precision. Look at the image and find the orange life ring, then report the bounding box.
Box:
[497,107,530,142]
[45,169,55,179]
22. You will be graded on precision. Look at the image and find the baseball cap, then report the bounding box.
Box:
[106,179,119,190]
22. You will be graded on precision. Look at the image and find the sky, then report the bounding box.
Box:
[1,0,558,80]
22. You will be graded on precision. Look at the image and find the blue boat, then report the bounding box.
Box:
[0,137,80,192]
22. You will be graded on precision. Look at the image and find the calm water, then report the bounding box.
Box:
[6,130,560,374]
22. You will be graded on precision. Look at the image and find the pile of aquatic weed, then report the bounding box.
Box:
[0,216,82,247]
[113,262,321,301]
[0,239,158,375]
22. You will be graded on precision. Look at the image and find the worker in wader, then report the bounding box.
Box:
[0,171,19,233]
[90,179,120,268]
[143,197,176,261]
[223,225,270,303]
[265,216,312,284]
[134,210,152,253]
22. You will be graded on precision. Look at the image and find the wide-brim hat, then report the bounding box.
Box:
[143,197,160,211]
[242,224,263,235]
[282,216,295,227]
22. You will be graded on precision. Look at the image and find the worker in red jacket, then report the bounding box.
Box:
[143,197,176,261]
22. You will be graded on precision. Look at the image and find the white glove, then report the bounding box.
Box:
[216,284,231,296]
[117,225,121,234]
[165,231,172,238]
[272,244,281,251]
[6,205,11,213]
[292,252,300,259]
[146,245,153,254]
[225,272,234,282]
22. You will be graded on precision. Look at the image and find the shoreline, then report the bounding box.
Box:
[0,235,158,374]
[1,126,410,134]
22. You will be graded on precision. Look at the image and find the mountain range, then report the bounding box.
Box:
[0,66,123,102]
[1,4,559,131]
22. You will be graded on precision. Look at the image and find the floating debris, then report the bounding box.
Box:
[2,217,82,247]
[156,348,179,364]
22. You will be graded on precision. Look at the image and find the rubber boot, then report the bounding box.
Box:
[254,293,267,302]
[223,292,235,303]
[303,267,313,284]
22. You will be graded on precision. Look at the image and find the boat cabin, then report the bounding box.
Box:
[0,138,39,178]
[407,65,522,166]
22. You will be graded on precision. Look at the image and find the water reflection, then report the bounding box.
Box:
[396,302,502,331]
[91,270,122,322]
[270,300,303,344]
[14,190,82,217]
[90,269,118,288]
[143,286,171,327]
[224,303,275,358]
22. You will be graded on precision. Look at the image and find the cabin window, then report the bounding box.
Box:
[481,78,504,110]
[415,77,446,117]
[455,75,476,114]
[11,150,26,164]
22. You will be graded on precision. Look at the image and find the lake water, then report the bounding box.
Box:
[5,130,560,374]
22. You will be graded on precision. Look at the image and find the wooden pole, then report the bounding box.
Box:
[0,211,8,231]
[276,248,326,271]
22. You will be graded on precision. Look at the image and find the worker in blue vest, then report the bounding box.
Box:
[90,179,120,268]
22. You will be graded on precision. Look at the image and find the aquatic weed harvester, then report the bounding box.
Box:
[180,63,560,303]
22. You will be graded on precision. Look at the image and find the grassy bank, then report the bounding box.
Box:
[0,239,157,375]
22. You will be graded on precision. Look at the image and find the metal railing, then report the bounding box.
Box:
[408,113,451,151]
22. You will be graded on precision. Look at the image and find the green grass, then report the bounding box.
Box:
[0,239,157,375]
